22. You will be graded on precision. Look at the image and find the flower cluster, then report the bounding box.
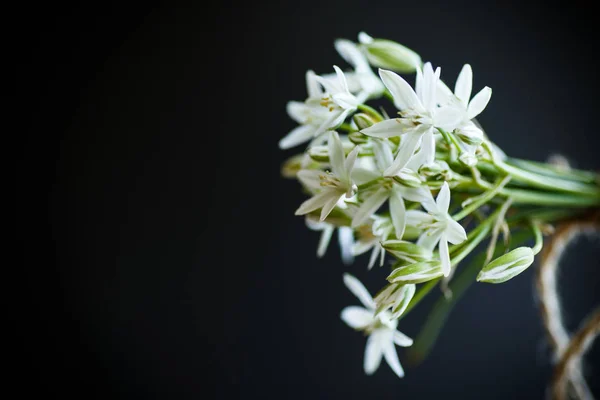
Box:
[279,32,600,378]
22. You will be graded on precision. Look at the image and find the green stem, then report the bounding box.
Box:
[506,157,598,184]
[496,160,600,197]
[452,175,510,221]
[530,221,544,255]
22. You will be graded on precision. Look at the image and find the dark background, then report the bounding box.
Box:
[17,1,599,399]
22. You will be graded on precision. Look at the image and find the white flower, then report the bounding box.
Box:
[279,70,355,150]
[295,131,359,220]
[340,274,413,378]
[315,65,361,111]
[350,138,433,240]
[360,64,462,175]
[333,39,385,99]
[437,64,492,157]
[306,217,355,265]
[437,64,492,125]
[351,215,393,269]
[406,182,467,276]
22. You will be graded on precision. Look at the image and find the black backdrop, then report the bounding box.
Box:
[17,1,599,399]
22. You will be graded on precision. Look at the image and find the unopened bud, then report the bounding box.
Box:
[348,131,369,145]
[308,145,329,162]
[374,283,416,318]
[455,124,484,146]
[419,162,447,178]
[382,240,432,263]
[392,168,422,188]
[358,32,422,73]
[477,247,534,284]
[459,151,478,167]
[456,132,483,147]
[387,260,443,284]
[353,113,376,130]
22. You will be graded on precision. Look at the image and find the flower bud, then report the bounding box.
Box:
[392,168,422,188]
[374,283,416,318]
[358,32,422,73]
[352,113,376,130]
[477,247,534,284]
[459,151,478,167]
[348,131,369,145]
[456,133,483,147]
[455,124,484,146]
[387,261,443,284]
[382,240,432,263]
[308,145,329,162]
[419,161,447,178]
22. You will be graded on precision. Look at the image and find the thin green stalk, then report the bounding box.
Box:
[506,157,598,184]
[530,221,543,255]
[452,175,510,221]
[496,161,600,197]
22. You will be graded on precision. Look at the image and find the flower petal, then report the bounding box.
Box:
[364,331,384,375]
[445,218,468,244]
[439,234,451,277]
[344,146,361,179]
[286,101,309,124]
[368,246,380,270]
[352,239,376,256]
[383,128,425,176]
[328,131,346,178]
[296,169,323,191]
[305,70,322,98]
[352,187,389,228]
[406,210,434,227]
[454,64,472,106]
[320,193,341,221]
[372,139,394,171]
[393,330,414,347]
[382,337,405,378]
[467,87,492,119]
[279,125,315,150]
[436,79,454,106]
[436,181,451,214]
[389,187,407,240]
[338,227,355,265]
[341,306,374,329]
[352,167,380,185]
[417,227,444,251]
[295,189,339,216]
[379,69,422,111]
[361,118,405,138]
[434,105,463,131]
[343,273,375,309]
[316,224,334,258]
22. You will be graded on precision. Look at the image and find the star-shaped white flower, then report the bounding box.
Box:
[406,182,467,276]
[361,63,462,175]
[350,138,434,240]
[295,131,359,221]
[437,64,492,125]
[279,68,358,150]
[341,274,413,378]
[437,64,492,156]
